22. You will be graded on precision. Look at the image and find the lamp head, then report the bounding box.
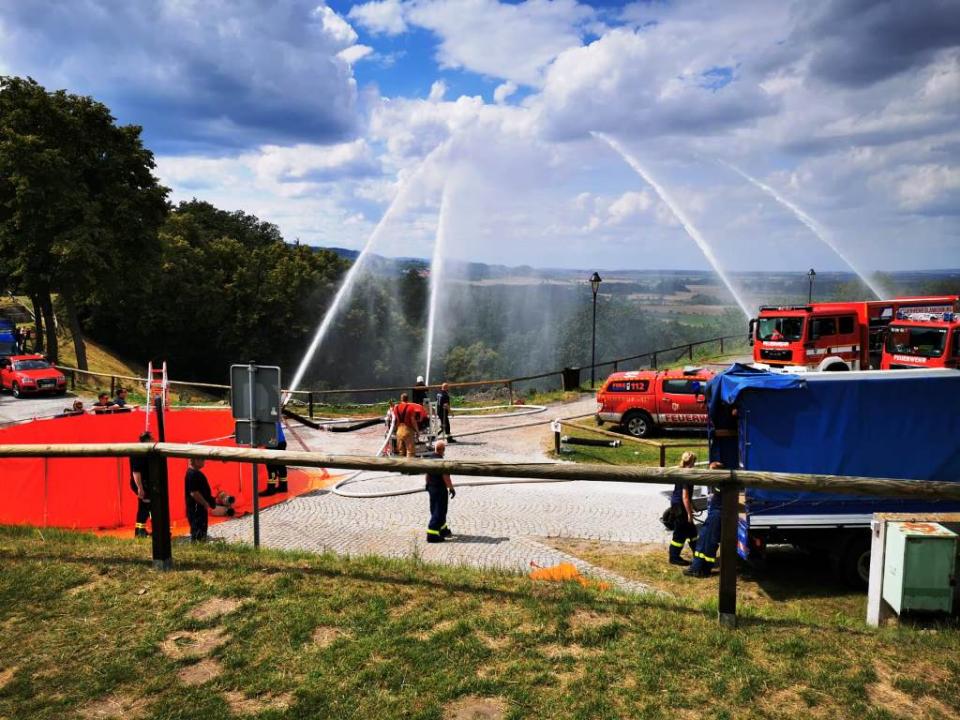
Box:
[590,271,602,296]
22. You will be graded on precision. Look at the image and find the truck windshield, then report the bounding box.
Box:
[757,317,804,341]
[885,326,947,358]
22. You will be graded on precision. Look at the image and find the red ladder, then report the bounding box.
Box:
[144,361,169,432]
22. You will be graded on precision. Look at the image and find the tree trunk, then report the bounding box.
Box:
[63,294,88,371]
[39,293,58,363]
[32,295,44,353]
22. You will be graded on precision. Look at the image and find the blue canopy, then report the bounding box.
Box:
[706,363,804,416]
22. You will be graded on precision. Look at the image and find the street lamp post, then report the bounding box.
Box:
[807,268,816,303]
[590,272,602,388]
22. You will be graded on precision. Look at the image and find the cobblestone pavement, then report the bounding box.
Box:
[211,397,683,595]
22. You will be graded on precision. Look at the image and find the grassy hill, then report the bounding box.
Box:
[0,527,957,719]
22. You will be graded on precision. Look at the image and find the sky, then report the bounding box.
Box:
[1,0,958,273]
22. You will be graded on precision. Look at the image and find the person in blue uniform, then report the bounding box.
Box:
[130,431,153,537]
[425,440,455,543]
[262,420,288,496]
[685,461,725,578]
[668,451,699,566]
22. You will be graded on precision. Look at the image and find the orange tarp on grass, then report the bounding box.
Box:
[0,408,331,532]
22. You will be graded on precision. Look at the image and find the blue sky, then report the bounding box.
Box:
[0,0,957,274]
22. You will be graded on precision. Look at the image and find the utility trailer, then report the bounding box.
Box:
[707,365,960,585]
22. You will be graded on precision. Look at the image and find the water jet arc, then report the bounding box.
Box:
[424,181,452,385]
[592,132,752,320]
[720,161,887,300]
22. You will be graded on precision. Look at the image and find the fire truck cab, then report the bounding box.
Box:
[751,295,960,372]
[595,367,715,438]
[881,311,960,370]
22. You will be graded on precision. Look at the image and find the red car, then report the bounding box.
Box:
[595,367,715,438]
[0,354,67,398]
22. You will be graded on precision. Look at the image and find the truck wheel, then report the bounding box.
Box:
[623,411,655,438]
[11,382,21,398]
[837,534,871,588]
[824,362,849,372]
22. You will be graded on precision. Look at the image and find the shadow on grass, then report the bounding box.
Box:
[739,546,860,602]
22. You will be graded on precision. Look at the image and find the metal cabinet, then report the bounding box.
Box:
[882,521,957,615]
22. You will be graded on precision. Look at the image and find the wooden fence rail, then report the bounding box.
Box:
[52,334,747,404]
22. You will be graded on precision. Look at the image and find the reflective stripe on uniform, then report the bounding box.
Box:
[670,540,684,548]
[135,523,147,529]
[695,551,717,563]
[426,529,440,535]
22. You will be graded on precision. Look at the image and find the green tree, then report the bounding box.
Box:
[0,76,169,367]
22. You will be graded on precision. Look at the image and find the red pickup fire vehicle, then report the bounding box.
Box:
[0,354,67,398]
[595,367,715,438]
[750,295,959,371]
[881,311,960,370]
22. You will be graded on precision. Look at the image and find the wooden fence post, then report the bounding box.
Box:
[507,381,514,405]
[719,337,725,354]
[651,353,657,369]
[308,392,314,419]
[718,484,739,627]
[689,344,694,360]
[147,449,173,571]
[70,371,76,390]
[659,444,667,468]
[110,376,116,398]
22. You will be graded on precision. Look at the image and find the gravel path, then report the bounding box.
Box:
[211,396,677,595]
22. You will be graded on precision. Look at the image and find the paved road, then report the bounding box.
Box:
[0,389,83,427]
[210,397,681,595]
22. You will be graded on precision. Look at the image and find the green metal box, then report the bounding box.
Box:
[882,522,957,615]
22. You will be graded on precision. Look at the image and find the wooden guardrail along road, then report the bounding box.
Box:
[1,442,959,502]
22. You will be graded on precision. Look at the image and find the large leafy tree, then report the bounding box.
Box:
[89,200,349,381]
[0,76,168,366]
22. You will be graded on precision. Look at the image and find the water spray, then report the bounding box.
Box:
[424,181,452,385]
[720,160,888,300]
[286,142,451,400]
[591,132,752,320]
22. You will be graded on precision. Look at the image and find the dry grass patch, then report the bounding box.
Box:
[444,695,508,720]
[568,609,610,631]
[67,575,113,596]
[541,643,590,659]
[478,632,511,651]
[0,666,16,691]
[413,619,458,641]
[160,626,229,661]
[223,690,293,715]
[311,625,351,648]
[176,658,223,686]
[186,597,243,622]
[868,663,960,719]
[77,692,149,720]
[758,687,833,719]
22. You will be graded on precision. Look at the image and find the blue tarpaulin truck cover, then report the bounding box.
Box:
[707,366,960,521]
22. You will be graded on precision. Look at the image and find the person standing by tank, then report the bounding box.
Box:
[130,431,153,538]
[412,376,427,406]
[668,451,699,566]
[262,420,288,496]
[685,461,725,578]
[435,382,454,441]
[425,440,455,543]
[393,392,423,458]
[185,457,218,542]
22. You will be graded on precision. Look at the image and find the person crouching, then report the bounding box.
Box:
[185,458,218,542]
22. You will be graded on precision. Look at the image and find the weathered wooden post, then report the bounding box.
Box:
[659,444,667,468]
[719,337,725,354]
[110,376,116,398]
[149,397,173,570]
[689,344,694,360]
[718,483,739,627]
[308,392,314,419]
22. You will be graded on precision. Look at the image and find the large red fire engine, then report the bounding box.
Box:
[881,311,960,370]
[750,295,959,371]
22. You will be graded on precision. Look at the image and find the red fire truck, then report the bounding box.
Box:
[881,311,960,370]
[595,367,715,437]
[750,295,960,371]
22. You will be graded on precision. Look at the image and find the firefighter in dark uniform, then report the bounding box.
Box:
[668,451,699,565]
[130,431,153,537]
[262,420,288,496]
[425,440,455,543]
[185,458,217,542]
[436,382,454,441]
[685,461,724,577]
[412,375,427,405]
